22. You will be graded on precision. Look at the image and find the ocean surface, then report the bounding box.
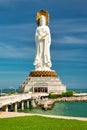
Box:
[23,102,87,118]
[1,88,87,117]
[1,88,87,94]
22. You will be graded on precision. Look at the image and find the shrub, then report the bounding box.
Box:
[49,93,58,99]
[49,91,73,99]
[62,91,73,97]
[49,93,62,99]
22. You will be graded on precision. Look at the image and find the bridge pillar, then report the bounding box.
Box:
[4,105,8,112]
[21,101,24,111]
[27,100,29,108]
[13,102,17,112]
[31,99,37,108]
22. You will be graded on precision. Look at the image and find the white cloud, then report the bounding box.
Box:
[0,23,36,58]
[51,48,87,63]
[0,42,35,58]
[52,35,87,45]
[0,0,24,6]
[59,36,87,44]
[0,18,87,59]
[0,23,35,42]
[51,18,87,33]
[51,18,87,45]
[0,0,11,4]
[0,71,26,74]
[0,0,15,7]
[0,23,35,34]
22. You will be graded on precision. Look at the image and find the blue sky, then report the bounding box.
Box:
[0,0,87,89]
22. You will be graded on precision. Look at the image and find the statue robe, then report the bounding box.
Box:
[34,25,52,70]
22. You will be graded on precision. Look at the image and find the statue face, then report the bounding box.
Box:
[40,15,46,26]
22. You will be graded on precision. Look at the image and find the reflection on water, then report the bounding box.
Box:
[23,102,87,117]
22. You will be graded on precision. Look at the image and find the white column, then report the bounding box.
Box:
[5,105,8,112]
[27,100,29,108]
[21,101,24,110]
[14,103,17,112]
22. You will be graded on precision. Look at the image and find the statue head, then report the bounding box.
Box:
[39,15,46,26]
[36,10,49,26]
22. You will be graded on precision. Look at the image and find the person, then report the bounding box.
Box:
[34,15,52,70]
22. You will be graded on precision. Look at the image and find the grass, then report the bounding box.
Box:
[0,116,87,130]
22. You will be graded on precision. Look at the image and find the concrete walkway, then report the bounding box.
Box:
[0,112,87,121]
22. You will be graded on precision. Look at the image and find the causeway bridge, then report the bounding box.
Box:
[0,93,48,112]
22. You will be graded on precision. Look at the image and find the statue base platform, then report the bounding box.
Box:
[29,70,57,77]
[19,70,66,94]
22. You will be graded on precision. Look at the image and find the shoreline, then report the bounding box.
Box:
[39,96,87,109]
[51,95,87,102]
[0,112,87,121]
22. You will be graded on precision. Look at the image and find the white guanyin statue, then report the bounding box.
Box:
[34,10,52,71]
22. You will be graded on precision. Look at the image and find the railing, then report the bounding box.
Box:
[0,93,48,108]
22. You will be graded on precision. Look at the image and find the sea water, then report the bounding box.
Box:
[23,89,87,118]
[23,102,87,118]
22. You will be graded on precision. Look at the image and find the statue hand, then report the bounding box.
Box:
[42,34,48,39]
